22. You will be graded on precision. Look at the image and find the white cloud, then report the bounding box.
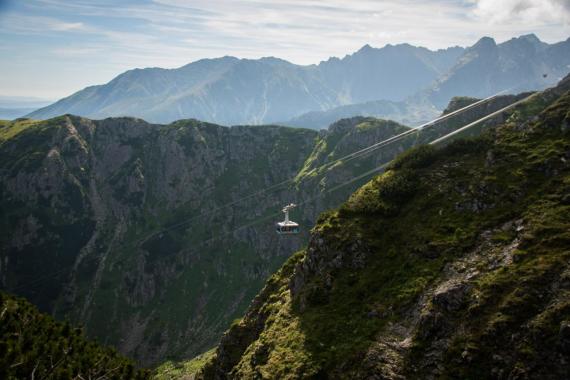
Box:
[2,0,570,98]
[49,21,84,31]
[0,14,86,34]
[52,46,103,57]
[471,0,570,24]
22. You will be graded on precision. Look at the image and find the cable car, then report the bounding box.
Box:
[543,73,548,78]
[276,203,300,235]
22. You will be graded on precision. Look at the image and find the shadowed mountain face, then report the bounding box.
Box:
[26,44,463,125]
[198,75,570,380]
[0,88,525,367]
[0,114,415,366]
[26,35,570,127]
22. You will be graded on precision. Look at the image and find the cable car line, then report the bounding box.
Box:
[141,90,507,243]
[302,90,508,177]
[429,93,536,145]
[8,89,520,293]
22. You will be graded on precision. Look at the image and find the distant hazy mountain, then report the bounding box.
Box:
[283,98,440,130]
[428,34,570,107]
[0,96,52,120]
[27,34,569,126]
[284,34,570,128]
[316,43,464,104]
[27,45,463,125]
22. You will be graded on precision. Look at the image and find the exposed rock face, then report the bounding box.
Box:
[431,280,470,312]
[198,77,570,379]
[1,117,318,365]
[2,112,464,366]
[2,79,563,367]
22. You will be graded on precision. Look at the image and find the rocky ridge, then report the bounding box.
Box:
[0,89,540,366]
[198,76,570,379]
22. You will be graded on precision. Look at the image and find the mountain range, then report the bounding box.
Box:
[0,86,526,367]
[2,32,570,380]
[26,34,570,127]
[2,75,569,378]
[195,72,570,380]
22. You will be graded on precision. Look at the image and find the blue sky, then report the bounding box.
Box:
[1,0,569,100]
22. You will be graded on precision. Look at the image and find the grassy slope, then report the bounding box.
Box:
[198,85,570,378]
[154,349,216,379]
[0,291,149,379]
[0,113,418,366]
[0,119,41,142]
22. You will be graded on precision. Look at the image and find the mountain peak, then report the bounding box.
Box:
[500,33,547,53]
[356,44,374,53]
[472,36,497,50]
[515,33,546,49]
[258,56,291,65]
[520,33,541,42]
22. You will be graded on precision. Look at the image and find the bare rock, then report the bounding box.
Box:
[432,281,470,312]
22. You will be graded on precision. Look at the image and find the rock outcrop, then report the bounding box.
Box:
[1,81,558,367]
[198,76,570,379]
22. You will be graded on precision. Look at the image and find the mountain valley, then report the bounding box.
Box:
[196,72,570,380]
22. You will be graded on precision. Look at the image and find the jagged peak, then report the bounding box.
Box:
[357,43,374,53]
[501,33,546,48]
[471,36,497,50]
[258,56,293,65]
[519,33,541,43]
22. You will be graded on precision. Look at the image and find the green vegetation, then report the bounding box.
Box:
[199,83,570,378]
[0,291,149,379]
[0,118,40,143]
[295,117,410,182]
[154,349,215,379]
[3,79,568,372]
[442,96,479,114]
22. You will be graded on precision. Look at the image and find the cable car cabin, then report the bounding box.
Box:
[276,203,300,235]
[276,220,300,234]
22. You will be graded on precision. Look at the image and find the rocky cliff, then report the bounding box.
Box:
[0,89,534,367]
[197,77,570,379]
[0,115,411,366]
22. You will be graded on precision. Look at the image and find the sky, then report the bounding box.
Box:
[0,0,569,100]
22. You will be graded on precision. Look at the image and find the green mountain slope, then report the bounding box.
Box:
[197,77,570,378]
[0,90,536,367]
[0,291,149,379]
[0,115,415,366]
